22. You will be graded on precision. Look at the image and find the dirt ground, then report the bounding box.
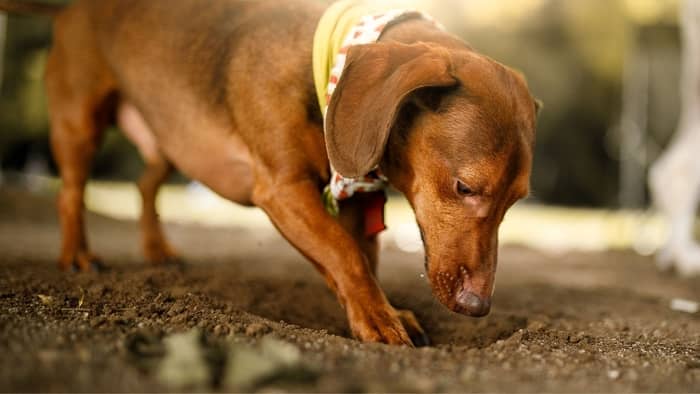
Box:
[0,184,699,393]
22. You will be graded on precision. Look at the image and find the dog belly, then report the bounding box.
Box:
[118,102,255,206]
[187,137,256,207]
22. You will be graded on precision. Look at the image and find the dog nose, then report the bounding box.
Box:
[455,290,491,317]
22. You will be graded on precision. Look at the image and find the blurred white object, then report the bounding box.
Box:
[648,0,700,277]
[186,181,220,208]
[392,222,423,253]
[669,298,699,314]
[23,150,50,192]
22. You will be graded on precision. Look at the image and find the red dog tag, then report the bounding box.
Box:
[364,191,387,237]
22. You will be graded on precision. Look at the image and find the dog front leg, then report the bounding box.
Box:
[252,177,412,345]
[336,194,430,346]
[335,194,380,274]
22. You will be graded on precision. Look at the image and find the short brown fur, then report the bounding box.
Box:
[1,0,537,345]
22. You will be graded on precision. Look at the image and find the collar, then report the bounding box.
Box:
[313,1,438,236]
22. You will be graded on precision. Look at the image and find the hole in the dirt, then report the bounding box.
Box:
[424,314,529,348]
[386,279,529,348]
[205,273,351,338]
[142,261,533,347]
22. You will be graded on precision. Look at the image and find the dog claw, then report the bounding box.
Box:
[62,254,108,273]
[89,259,108,273]
[58,252,108,274]
[397,309,430,347]
[409,328,431,347]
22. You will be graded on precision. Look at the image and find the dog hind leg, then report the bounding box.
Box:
[117,103,181,266]
[49,112,106,272]
[45,8,122,272]
[46,70,114,272]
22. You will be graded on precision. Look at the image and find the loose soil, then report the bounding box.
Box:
[0,185,698,392]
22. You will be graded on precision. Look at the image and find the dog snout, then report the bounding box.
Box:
[455,289,491,317]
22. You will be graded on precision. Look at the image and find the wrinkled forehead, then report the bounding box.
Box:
[422,63,535,191]
[427,93,533,166]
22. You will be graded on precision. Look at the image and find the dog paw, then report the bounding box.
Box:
[144,240,183,267]
[397,309,430,347]
[346,301,413,346]
[160,256,187,271]
[59,252,106,273]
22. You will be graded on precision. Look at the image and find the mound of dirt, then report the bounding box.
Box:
[0,185,698,392]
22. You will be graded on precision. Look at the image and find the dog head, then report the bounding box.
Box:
[326,42,537,317]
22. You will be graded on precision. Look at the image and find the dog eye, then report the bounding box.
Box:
[455,180,475,197]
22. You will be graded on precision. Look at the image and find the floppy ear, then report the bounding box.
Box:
[325,42,457,178]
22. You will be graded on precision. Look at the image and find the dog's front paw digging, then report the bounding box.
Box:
[346,301,413,346]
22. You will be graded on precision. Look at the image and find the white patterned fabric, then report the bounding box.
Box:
[322,9,440,205]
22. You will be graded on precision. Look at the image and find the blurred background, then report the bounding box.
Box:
[0,0,694,255]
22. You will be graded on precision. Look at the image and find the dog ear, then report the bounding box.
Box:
[325,42,457,178]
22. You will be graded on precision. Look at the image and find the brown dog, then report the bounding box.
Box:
[1,0,537,346]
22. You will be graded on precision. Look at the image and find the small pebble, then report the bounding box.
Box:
[37,294,55,306]
[567,332,585,344]
[89,317,107,328]
[122,309,138,320]
[527,320,547,331]
[213,324,228,336]
[245,322,270,337]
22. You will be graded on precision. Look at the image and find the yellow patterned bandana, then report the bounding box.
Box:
[313,0,438,235]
